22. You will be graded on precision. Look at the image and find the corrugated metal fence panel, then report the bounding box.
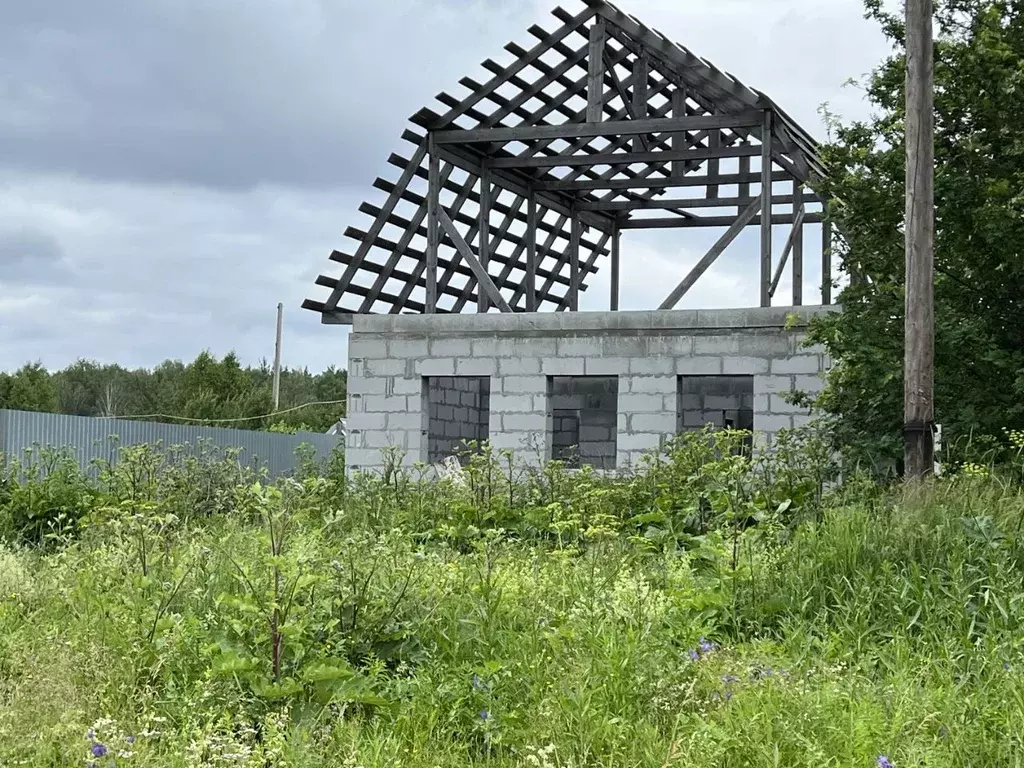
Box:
[0,409,342,479]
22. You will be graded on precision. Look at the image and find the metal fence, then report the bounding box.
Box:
[0,409,342,479]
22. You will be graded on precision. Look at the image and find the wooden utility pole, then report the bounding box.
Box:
[272,302,283,412]
[904,0,935,479]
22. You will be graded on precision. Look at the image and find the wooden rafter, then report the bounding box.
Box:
[304,0,828,321]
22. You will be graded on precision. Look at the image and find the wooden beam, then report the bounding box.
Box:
[602,48,647,152]
[822,215,833,305]
[671,87,687,178]
[490,142,760,170]
[738,153,751,208]
[479,162,492,312]
[426,136,440,313]
[659,199,762,309]
[536,170,791,192]
[610,220,620,310]
[619,211,822,229]
[632,52,649,152]
[527,190,539,311]
[793,180,804,306]
[569,213,581,311]
[760,109,773,307]
[432,112,760,145]
[768,205,806,298]
[586,19,606,122]
[708,130,720,199]
[437,208,513,313]
[578,192,819,212]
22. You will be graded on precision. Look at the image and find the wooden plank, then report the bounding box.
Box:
[586,19,606,122]
[793,180,804,306]
[602,48,648,151]
[478,163,491,312]
[527,191,539,311]
[433,112,761,145]
[490,142,760,170]
[556,230,611,311]
[632,52,649,152]
[437,208,513,312]
[536,170,790,192]
[512,210,569,308]
[619,211,822,229]
[578,192,819,212]
[768,205,805,298]
[821,215,832,305]
[738,152,751,207]
[569,213,581,311]
[426,136,440,313]
[760,109,773,307]
[610,220,620,310]
[658,199,762,309]
[708,130,720,199]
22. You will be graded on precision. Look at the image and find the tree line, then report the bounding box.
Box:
[0,352,347,433]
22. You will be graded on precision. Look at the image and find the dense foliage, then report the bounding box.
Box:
[809,0,1024,467]
[2,430,1023,766]
[0,352,347,433]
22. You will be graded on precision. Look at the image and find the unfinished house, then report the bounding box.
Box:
[304,0,837,474]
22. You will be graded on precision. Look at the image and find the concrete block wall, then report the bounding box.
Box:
[425,376,490,464]
[343,307,836,474]
[549,376,618,470]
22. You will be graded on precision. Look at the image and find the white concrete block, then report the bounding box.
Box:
[349,337,386,359]
[585,357,630,375]
[361,395,414,413]
[389,339,430,358]
[618,393,665,413]
[498,357,542,376]
[416,358,456,376]
[502,375,547,394]
[770,394,809,414]
[791,412,816,430]
[772,356,822,374]
[365,358,406,377]
[677,357,723,375]
[557,336,605,357]
[456,358,497,376]
[794,374,825,393]
[754,394,770,413]
[618,432,662,451]
[491,394,536,413]
[627,375,677,394]
[629,357,676,375]
[365,430,407,450]
[348,377,389,396]
[387,412,422,431]
[349,412,387,431]
[756,414,794,432]
[603,336,649,357]
[694,335,741,355]
[630,413,677,433]
[430,338,473,357]
[754,374,794,395]
[738,334,794,358]
[723,357,770,375]
[390,376,422,396]
[540,358,586,376]
[647,336,694,357]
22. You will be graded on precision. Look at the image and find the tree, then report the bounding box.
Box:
[808,0,1024,467]
[3,362,59,413]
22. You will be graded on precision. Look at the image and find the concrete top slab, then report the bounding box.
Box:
[351,305,840,336]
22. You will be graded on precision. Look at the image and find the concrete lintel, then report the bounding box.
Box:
[350,305,840,336]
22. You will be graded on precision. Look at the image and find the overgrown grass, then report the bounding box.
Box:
[1,429,1023,767]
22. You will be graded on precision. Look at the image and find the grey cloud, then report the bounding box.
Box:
[0,227,66,285]
[0,0,545,191]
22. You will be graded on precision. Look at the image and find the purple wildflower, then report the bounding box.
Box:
[91,742,108,758]
[698,637,717,654]
[721,674,739,684]
[688,649,700,661]
[125,734,136,744]
[877,756,894,768]
[479,710,490,722]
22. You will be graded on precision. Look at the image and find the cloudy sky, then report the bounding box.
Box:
[0,0,894,373]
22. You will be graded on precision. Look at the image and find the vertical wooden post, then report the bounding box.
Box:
[569,210,581,312]
[708,130,720,199]
[586,20,606,123]
[671,88,687,178]
[610,220,620,310]
[821,215,832,305]
[426,134,440,313]
[760,111,773,307]
[904,0,935,479]
[526,189,538,312]
[739,151,750,213]
[272,302,283,412]
[792,180,804,306]
[478,162,491,313]
[632,52,649,152]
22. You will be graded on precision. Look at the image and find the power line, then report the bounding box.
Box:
[103,398,347,426]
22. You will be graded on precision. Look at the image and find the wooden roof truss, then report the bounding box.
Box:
[305,0,832,323]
